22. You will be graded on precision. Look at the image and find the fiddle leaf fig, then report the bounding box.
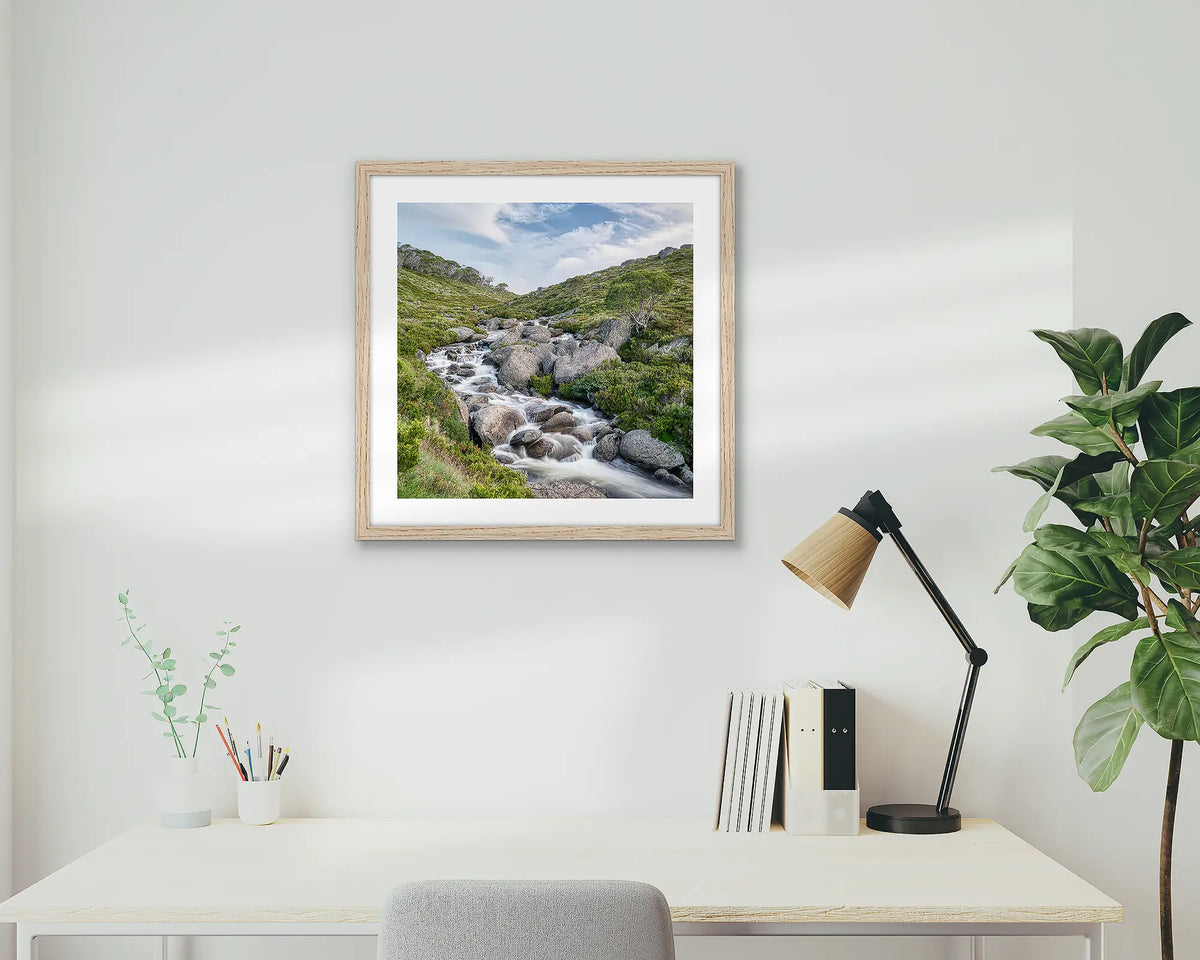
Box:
[1028,600,1089,631]
[1138,387,1200,460]
[1023,465,1066,532]
[1147,548,1200,590]
[1130,627,1200,741]
[1123,312,1191,389]
[1033,328,1123,395]
[1064,380,1162,429]
[1013,543,1139,620]
[1073,682,1144,791]
[1064,618,1150,689]
[1031,413,1122,456]
[999,313,1199,958]
[1129,459,1200,525]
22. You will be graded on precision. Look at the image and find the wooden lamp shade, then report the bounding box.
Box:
[781,511,881,610]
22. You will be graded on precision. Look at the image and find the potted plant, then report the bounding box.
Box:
[995,313,1199,960]
[117,590,241,827]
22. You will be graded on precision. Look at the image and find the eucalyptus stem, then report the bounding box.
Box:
[123,605,185,758]
[191,633,230,757]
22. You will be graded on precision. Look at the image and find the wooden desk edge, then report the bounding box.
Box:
[0,904,1125,925]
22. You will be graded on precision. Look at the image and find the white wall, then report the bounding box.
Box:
[8,1,1197,959]
[0,0,14,956]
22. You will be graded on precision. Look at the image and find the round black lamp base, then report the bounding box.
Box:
[866,803,961,834]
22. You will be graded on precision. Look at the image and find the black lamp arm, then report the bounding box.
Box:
[855,491,988,815]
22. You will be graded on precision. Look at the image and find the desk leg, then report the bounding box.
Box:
[1083,923,1103,960]
[151,935,168,960]
[970,935,985,959]
[15,924,36,960]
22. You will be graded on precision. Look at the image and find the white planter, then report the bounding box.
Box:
[157,757,211,828]
[238,780,282,825]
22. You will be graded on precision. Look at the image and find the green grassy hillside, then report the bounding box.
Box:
[503,246,693,344]
[395,253,529,498]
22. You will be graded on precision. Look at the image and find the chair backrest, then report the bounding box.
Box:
[378,879,675,960]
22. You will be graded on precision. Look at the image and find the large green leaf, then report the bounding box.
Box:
[1129,459,1200,525]
[1028,601,1089,631]
[1124,313,1192,389]
[1063,618,1149,689]
[1147,547,1200,590]
[1031,413,1122,456]
[1033,328,1123,395]
[1064,380,1162,429]
[1071,495,1136,537]
[994,452,1124,526]
[1130,625,1200,741]
[1013,543,1139,620]
[993,452,1124,490]
[1034,524,1135,556]
[1073,683,1144,791]
[1139,388,1200,460]
[1023,465,1065,532]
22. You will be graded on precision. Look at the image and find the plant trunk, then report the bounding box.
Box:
[1160,739,1183,960]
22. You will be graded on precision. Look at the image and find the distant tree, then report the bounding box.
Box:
[604,271,674,329]
[496,282,509,292]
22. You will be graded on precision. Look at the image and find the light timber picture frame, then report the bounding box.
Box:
[355,161,734,540]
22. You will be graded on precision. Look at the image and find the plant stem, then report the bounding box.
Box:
[124,606,185,757]
[1110,424,1140,465]
[1160,739,1183,960]
[191,639,229,757]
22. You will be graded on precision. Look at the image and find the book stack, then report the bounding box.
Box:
[713,690,784,832]
[713,682,858,835]
[781,680,859,836]
[782,681,856,791]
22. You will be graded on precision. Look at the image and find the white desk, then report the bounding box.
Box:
[0,818,1119,959]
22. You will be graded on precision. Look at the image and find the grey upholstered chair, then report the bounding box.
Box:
[377,879,675,960]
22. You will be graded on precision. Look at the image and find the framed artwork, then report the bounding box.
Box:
[355,161,734,540]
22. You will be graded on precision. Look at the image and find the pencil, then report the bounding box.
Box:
[216,726,247,781]
[268,740,275,781]
[275,749,290,779]
[257,723,262,760]
[246,747,255,782]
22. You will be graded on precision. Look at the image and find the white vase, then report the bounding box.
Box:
[157,757,211,828]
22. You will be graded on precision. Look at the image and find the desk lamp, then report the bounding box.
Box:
[781,490,988,834]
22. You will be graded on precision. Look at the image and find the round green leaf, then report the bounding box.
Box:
[1074,682,1143,791]
[1130,459,1200,524]
[163,704,177,718]
[1013,543,1139,620]
[171,684,187,697]
[1033,328,1123,396]
[219,664,235,676]
[1130,624,1200,741]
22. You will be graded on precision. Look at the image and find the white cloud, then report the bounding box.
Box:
[397,201,693,292]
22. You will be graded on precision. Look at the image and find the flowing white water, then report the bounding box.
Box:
[425,328,691,499]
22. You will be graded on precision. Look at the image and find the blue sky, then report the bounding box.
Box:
[396,202,693,293]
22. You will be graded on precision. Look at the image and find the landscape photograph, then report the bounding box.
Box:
[393,201,696,500]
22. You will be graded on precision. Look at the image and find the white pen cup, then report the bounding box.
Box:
[237,779,282,826]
